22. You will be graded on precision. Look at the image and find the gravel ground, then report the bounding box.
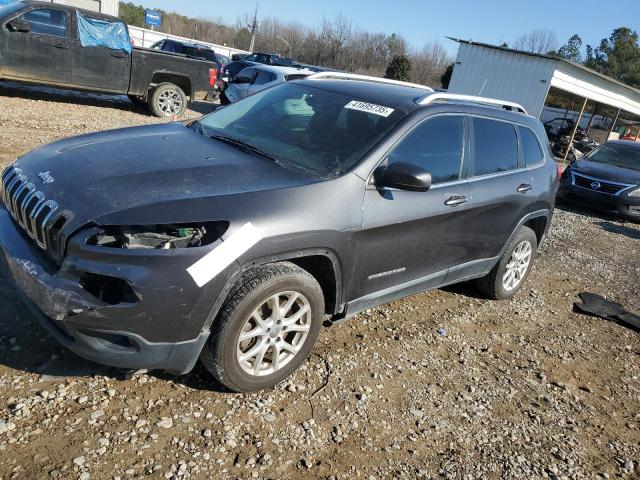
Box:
[0,82,639,480]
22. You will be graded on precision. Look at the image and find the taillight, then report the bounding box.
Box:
[209,67,218,87]
[557,162,563,178]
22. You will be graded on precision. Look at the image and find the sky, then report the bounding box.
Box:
[133,0,640,56]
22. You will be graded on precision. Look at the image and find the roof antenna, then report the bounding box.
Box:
[478,79,488,96]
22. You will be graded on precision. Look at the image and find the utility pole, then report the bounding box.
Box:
[248,2,258,52]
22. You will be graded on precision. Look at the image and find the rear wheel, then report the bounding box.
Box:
[476,226,537,300]
[148,82,187,117]
[200,262,324,392]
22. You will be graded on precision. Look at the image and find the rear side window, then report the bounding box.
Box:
[19,9,67,37]
[253,70,276,85]
[235,67,256,82]
[519,127,544,166]
[473,118,518,176]
[388,115,464,184]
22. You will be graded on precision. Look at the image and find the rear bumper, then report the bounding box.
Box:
[0,208,211,374]
[558,179,640,221]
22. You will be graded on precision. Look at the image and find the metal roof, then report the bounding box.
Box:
[448,37,640,97]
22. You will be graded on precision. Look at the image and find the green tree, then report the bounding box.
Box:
[585,27,640,88]
[385,55,412,82]
[440,63,454,89]
[119,2,145,27]
[552,34,583,63]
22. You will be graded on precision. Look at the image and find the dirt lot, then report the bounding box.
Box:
[0,82,639,480]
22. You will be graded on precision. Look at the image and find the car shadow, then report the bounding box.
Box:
[554,200,620,222]
[0,268,230,390]
[440,280,486,299]
[0,81,220,117]
[0,80,140,113]
[599,221,640,240]
[187,100,219,116]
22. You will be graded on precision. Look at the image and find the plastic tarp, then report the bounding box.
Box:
[76,11,132,53]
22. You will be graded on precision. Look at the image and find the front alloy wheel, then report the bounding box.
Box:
[237,291,312,376]
[201,262,324,392]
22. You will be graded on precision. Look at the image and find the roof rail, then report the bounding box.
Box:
[417,92,528,114]
[307,71,435,92]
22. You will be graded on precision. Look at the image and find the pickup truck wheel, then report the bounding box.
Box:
[476,226,537,300]
[149,82,187,117]
[200,262,324,393]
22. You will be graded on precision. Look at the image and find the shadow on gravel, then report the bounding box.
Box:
[599,221,640,240]
[0,80,137,112]
[440,280,486,299]
[554,200,620,223]
[153,364,231,393]
[187,100,219,116]
[0,81,219,117]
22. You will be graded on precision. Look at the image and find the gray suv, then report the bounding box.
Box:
[0,73,559,392]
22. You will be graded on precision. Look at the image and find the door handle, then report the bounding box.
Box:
[444,195,468,206]
[111,52,127,58]
[53,44,69,49]
[517,183,533,193]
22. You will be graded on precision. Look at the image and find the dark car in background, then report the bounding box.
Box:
[150,39,224,71]
[0,1,217,116]
[243,52,293,67]
[559,140,640,221]
[218,60,257,90]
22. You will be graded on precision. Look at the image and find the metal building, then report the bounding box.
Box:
[448,39,640,152]
[47,0,119,17]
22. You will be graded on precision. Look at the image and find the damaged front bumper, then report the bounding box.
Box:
[0,208,229,375]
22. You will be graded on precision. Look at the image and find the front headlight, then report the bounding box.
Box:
[628,188,640,197]
[87,222,228,250]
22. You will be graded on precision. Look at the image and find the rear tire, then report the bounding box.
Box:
[148,82,188,118]
[200,262,324,393]
[476,226,537,300]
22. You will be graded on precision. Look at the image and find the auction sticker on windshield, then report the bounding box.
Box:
[344,100,394,117]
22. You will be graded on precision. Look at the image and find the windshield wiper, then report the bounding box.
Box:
[210,134,279,163]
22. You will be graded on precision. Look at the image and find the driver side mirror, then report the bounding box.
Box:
[7,19,31,33]
[376,162,431,192]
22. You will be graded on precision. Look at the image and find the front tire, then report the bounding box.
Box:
[200,262,324,392]
[148,82,188,118]
[476,226,537,300]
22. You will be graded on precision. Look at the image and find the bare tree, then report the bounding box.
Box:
[129,5,453,86]
[410,42,452,87]
[512,29,558,54]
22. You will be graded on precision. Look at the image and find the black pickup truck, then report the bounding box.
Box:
[0,1,217,116]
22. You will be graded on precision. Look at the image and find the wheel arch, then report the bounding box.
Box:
[201,248,344,334]
[149,71,193,98]
[501,209,551,259]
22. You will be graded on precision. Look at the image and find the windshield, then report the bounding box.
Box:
[197,83,408,179]
[585,142,640,171]
[0,1,22,17]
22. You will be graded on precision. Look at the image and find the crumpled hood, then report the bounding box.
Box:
[572,158,640,185]
[9,122,313,228]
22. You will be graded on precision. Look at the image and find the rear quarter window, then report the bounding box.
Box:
[519,126,545,166]
[473,118,518,176]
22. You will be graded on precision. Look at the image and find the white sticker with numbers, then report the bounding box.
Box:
[344,100,395,117]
